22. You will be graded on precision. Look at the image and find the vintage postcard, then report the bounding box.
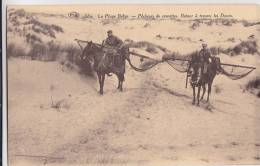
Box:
[5,4,260,166]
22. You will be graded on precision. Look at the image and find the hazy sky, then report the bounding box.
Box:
[9,5,259,20]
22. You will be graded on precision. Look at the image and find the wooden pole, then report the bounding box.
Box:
[129,51,161,62]
[220,63,256,69]
[165,58,256,69]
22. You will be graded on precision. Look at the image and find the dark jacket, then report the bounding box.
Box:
[199,48,211,63]
[104,35,123,48]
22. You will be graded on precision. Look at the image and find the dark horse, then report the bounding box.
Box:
[81,41,130,95]
[190,57,221,106]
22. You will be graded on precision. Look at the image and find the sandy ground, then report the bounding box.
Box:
[7,7,260,166]
[8,57,260,165]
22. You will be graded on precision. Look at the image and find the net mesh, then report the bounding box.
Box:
[166,57,255,80]
[220,65,255,80]
[75,40,256,78]
[167,59,189,73]
[128,54,162,71]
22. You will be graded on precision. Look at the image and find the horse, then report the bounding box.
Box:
[80,41,130,95]
[190,56,221,106]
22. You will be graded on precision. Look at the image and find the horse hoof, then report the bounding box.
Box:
[192,101,195,105]
[197,103,200,107]
[99,91,103,95]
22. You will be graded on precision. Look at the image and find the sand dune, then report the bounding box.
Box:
[7,8,260,165]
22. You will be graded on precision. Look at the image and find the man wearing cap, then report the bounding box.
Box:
[199,43,212,76]
[102,30,124,68]
[104,30,123,48]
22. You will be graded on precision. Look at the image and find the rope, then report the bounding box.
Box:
[126,58,162,72]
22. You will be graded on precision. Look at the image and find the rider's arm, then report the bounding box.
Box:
[103,39,108,47]
[103,39,114,49]
[198,49,203,56]
[207,49,212,63]
[115,37,124,47]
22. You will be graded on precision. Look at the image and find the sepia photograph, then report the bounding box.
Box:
[5,5,260,165]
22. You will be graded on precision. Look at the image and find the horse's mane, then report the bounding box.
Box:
[91,42,102,49]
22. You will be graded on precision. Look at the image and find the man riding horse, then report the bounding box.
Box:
[188,43,218,106]
[199,43,212,77]
[102,30,124,68]
[81,31,129,94]
[189,43,212,84]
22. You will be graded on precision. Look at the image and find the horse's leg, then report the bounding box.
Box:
[207,81,212,102]
[100,73,105,95]
[116,74,124,91]
[197,86,201,106]
[200,84,206,101]
[97,72,102,94]
[117,74,120,89]
[192,85,196,105]
[98,73,105,95]
[119,74,124,92]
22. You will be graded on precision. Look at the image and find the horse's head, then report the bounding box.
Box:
[84,41,95,54]
[81,41,101,60]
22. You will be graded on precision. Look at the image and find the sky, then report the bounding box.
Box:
[8,5,260,20]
